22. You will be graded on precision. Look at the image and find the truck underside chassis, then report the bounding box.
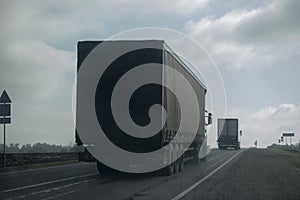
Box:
[77,130,208,176]
[218,142,240,150]
[80,140,205,176]
[94,136,207,176]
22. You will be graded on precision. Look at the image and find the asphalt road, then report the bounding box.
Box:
[0,149,299,200]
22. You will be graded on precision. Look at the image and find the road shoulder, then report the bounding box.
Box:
[185,148,300,200]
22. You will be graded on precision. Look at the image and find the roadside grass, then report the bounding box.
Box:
[0,160,79,173]
[267,148,300,169]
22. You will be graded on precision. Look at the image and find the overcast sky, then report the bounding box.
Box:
[0,0,299,148]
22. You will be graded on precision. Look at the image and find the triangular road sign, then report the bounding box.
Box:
[0,90,12,103]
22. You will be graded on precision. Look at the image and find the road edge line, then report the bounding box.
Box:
[172,149,246,200]
[2,173,98,193]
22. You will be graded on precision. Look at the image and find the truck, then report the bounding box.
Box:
[217,118,240,150]
[76,40,212,175]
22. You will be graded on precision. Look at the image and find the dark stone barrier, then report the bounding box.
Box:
[0,153,78,167]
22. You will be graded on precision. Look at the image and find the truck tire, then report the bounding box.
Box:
[97,161,116,175]
[160,146,175,176]
[193,157,199,164]
[160,162,174,176]
[235,145,240,150]
[193,149,200,164]
[178,156,184,172]
[174,146,180,173]
[174,160,179,174]
[200,156,207,162]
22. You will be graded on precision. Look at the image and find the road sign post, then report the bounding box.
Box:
[0,90,12,168]
[239,130,242,147]
[3,111,6,167]
[282,133,295,146]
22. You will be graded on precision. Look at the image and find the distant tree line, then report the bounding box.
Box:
[267,142,300,150]
[0,143,83,153]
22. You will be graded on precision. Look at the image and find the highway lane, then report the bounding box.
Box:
[0,149,244,200]
[0,162,98,192]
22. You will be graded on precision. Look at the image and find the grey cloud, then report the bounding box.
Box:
[184,0,300,70]
[236,0,300,44]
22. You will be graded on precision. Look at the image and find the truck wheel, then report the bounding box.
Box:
[174,159,179,173]
[193,157,199,164]
[193,151,200,164]
[97,161,115,175]
[178,156,184,172]
[161,162,174,176]
[160,146,175,176]
[174,146,180,173]
[200,156,207,162]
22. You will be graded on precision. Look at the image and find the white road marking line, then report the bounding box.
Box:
[183,151,222,163]
[207,152,226,162]
[2,173,98,193]
[172,149,245,200]
[4,178,98,200]
[40,189,83,200]
[204,158,226,172]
